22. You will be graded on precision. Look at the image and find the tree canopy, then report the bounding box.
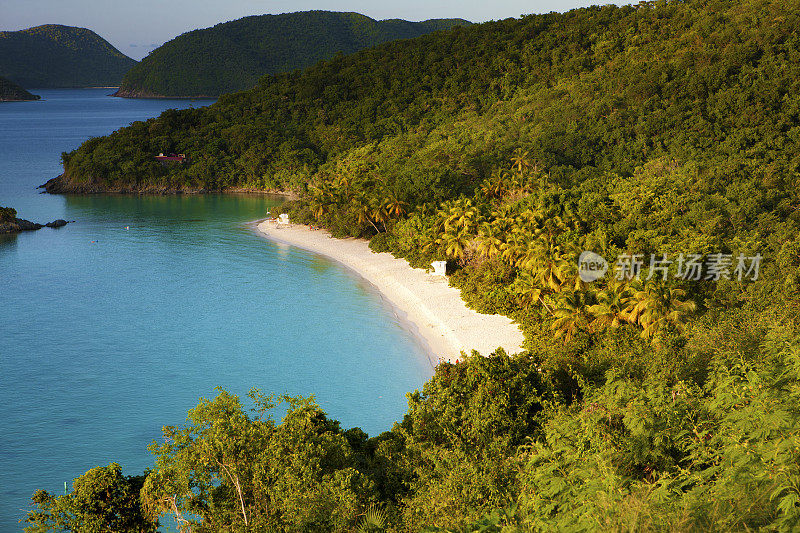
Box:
[30,0,800,530]
[115,11,470,98]
[0,25,136,88]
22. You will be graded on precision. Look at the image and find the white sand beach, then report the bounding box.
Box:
[256,219,525,365]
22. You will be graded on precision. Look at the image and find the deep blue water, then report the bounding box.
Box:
[0,89,432,531]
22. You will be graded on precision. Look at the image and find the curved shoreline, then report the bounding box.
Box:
[255,219,525,364]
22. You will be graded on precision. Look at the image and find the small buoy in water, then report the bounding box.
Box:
[125,226,129,230]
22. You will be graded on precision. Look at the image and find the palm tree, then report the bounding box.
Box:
[475,221,504,260]
[628,281,697,338]
[551,291,592,343]
[520,236,566,291]
[382,191,408,219]
[333,159,360,189]
[513,208,544,237]
[352,194,381,234]
[552,243,586,293]
[443,198,480,235]
[480,168,509,200]
[540,215,570,239]
[500,231,526,267]
[511,270,553,313]
[335,172,352,190]
[588,280,634,332]
[438,229,472,262]
[308,195,327,220]
[369,197,389,232]
[512,210,569,241]
[308,183,337,220]
[510,148,532,173]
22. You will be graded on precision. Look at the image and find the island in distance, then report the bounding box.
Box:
[114,11,471,98]
[0,76,39,101]
[0,24,136,89]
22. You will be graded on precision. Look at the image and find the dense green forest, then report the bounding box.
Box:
[0,25,136,88]
[30,0,800,530]
[0,76,39,101]
[115,11,470,98]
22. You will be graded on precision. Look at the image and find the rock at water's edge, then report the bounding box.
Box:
[0,218,43,233]
[0,218,70,234]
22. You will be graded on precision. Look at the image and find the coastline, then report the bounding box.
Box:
[39,173,299,199]
[255,219,525,365]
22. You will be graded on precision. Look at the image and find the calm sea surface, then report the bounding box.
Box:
[0,89,432,531]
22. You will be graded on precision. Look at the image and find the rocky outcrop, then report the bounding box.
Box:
[41,174,115,194]
[0,218,42,233]
[0,216,71,234]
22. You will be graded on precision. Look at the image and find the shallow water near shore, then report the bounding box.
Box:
[0,89,432,531]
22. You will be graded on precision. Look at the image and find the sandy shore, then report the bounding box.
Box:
[256,220,525,365]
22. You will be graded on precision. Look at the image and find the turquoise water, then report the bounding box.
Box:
[0,90,432,531]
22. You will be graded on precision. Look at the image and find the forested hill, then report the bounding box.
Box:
[114,11,471,98]
[0,76,39,101]
[30,1,800,530]
[0,25,136,88]
[55,0,800,199]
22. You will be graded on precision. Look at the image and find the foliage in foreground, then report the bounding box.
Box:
[24,463,155,533]
[25,334,800,531]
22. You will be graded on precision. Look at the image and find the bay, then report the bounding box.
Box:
[0,89,432,531]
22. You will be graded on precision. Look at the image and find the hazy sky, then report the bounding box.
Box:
[0,0,613,60]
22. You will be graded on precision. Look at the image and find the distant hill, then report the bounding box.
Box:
[0,25,136,88]
[0,76,39,101]
[115,11,470,98]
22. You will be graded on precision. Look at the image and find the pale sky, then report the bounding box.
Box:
[0,0,615,60]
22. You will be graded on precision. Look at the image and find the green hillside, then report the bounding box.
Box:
[33,0,800,530]
[114,11,470,97]
[0,76,39,100]
[0,25,136,88]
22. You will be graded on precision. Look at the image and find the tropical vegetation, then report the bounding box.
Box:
[115,11,470,98]
[28,0,800,530]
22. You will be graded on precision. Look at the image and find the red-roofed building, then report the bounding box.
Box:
[155,153,186,163]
